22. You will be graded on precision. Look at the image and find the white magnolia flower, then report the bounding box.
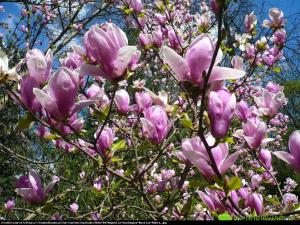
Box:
[0,49,19,82]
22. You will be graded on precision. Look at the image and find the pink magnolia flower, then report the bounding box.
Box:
[265,81,283,94]
[231,56,243,70]
[273,29,286,45]
[244,12,257,33]
[236,100,252,122]
[152,28,163,47]
[161,34,245,87]
[82,23,140,81]
[208,88,236,139]
[246,193,264,215]
[273,131,300,172]
[283,193,298,206]
[114,89,131,114]
[19,76,41,113]
[254,88,287,117]
[95,127,114,156]
[198,190,225,212]
[26,49,53,85]
[126,0,143,13]
[86,84,109,110]
[70,203,79,214]
[33,67,99,120]
[262,47,282,66]
[242,118,267,149]
[259,149,272,169]
[60,48,84,70]
[16,171,59,204]
[181,135,241,179]
[141,105,171,144]
[139,33,152,47]
[167,26,183,49]
[4,199,15,213]
[155,13,167,25]
[263,8,285,28]
[135,92,152,112]
[93,178,102,191]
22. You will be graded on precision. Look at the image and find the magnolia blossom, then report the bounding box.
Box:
[181,135,241,179]
[60,46,84,70]
[259,149,272,169]
[152,28,163,47]
[244,12,257,33]
[198,190,225,213]
[26,49,52,85]
[93,178,102,191]
[262,47,282,66]
[126,0,143,13]
[139,33,152,47]
[273,131,300,172]
[70,203,79,214]
[246,193,264,215]
[0,49,19,82]
[81,23,140,81]
[141,105,171,144]
[254,88,287,117]
[236,100,252,122]
[263,8,285,28]
[273,29,286,45]
[16,171,59,204]
[114,89,131,114]
[208,88,236,139]
[19,76,41,112]
[135,91,152,112]
[161,34,245,87]
[167,29,180,49]
[242,118,267,149]
[33,67,99,120]
[95,127,115,156]
[231,56,244,70]
[4,199,15,213]
[283,193,298,206]
[265,81,283,93]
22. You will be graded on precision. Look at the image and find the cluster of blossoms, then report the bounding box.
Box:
[1,0,299,221]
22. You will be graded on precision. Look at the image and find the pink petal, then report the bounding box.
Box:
[273,151,296,167]
[161,46,189,81]
[77,64,104,77]
[113,46,137,76]
[219,150,241,174]
[209,66,246,84]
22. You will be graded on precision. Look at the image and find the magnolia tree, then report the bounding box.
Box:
[0,0,299,221]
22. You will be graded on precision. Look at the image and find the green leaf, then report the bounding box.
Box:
[111,157,122,162]
[224,137,235,144]
[218,213,232,221]
[124,8,134,15]
[273,66,281,73]
[43,134,61,141]
[208,184,224,191]
[111,140,126,151]
[181,113,193,129]
[96,106,109,122]
[227,177,242,191]
[16,113,34,130]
